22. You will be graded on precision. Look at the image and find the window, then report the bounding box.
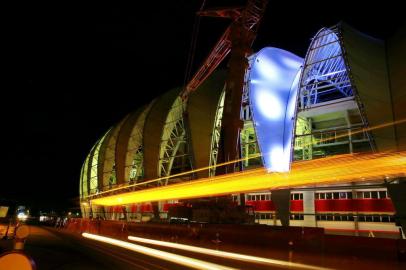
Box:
[291,193,302,200]
[371,191,378,199]
[333,192,339,199]
[265,194,271,200]
[379,191,387,199]
[358,215,365,222]
[290,214,304,220]
[339,192,347,199]
[372,216,381,222]
[320,193,325,199]
[326,193,332,199]
[315,193,320,200]
[256,195,261,201]
[347,192,353,199]
[356,192,363,199]
[364,192,371,199]
[261,195,266,201]
[381,216,389,222]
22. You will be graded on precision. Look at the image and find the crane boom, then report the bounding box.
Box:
[181,0,268,100]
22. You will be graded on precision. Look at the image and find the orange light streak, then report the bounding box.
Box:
[86,119,406,199]
[91,151,406,206]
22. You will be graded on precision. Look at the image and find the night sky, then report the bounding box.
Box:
[3,1,404,211]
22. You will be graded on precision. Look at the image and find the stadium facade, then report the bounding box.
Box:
[79,22,406,237]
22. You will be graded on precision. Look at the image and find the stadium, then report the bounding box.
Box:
[79,21,406,238]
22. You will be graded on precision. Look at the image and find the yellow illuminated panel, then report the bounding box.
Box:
[91,151,406,206]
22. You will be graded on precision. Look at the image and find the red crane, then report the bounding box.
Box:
[181,1,268,99]
[181,0,268,174]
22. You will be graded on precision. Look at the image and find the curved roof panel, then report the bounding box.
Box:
[143,87,183,180]
[187,70,227,178]
[340,22,397,151]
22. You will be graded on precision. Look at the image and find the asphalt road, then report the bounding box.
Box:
[19,226,288,270]
[2,225,404,270]
[22,226,190,270]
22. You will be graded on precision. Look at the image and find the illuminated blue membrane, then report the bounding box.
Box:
[247,47,303,172]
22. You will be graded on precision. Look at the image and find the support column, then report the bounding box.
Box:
[345,110,353,154]
[302,191,316,227]
[272,189,291,226]
[152,201,160,221]
[352,189,359,236]
[386,179,406,237]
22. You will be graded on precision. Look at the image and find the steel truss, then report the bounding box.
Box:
[158,98,192,185]
[299,27,353,109]
[126,104,152,184]
[209,90,226,177]
[240,83,262,168]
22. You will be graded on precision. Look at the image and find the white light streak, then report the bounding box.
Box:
[128,235,332,270]
[82,233,236,270]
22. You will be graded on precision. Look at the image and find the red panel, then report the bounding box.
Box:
[315,199,354,212]
[246,200,275,211]
[290,200,303,212]
[113,206,123,213]
[130,204,138,213]
[246,200,304,212]
[140,204,152,213]
[315,199,395,212]
[162,203,176,212]
[354,199,395,212]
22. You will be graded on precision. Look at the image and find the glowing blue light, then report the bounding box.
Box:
[255,89,283,120]
[247,47,303,172]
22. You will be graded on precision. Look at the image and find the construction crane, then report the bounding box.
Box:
[181,0,268,174]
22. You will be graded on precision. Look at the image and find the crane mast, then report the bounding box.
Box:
[181,0,268,174]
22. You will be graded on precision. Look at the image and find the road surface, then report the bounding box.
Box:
[1,225,405,270]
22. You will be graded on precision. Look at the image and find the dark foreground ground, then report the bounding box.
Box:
[1,225,406,270]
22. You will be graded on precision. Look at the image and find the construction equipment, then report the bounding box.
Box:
[168,197,255,224]
[181,0,268,174]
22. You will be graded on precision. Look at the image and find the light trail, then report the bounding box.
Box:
[82,233,237,270]
[85,153,261,198]
[86,118,406,199]
[128,235,332,270]
[91,151,406,206]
